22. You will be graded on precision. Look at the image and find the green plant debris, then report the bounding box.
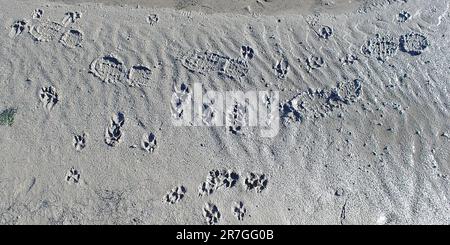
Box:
[0,108,18,126]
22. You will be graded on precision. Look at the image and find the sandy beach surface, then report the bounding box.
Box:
[1,0,450,224]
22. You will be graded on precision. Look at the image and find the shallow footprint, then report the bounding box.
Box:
[361,33,398,62]
[29,21,64,42]
[105,112,125,147]
[9,20,28,38]
[60,29,83,48]
[90,54,128,85]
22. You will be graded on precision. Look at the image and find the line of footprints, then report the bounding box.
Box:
[164,169,268,224]
[41,85,264,224]
[29,9,270,224]
[38,86,156,154]
[38,86,157,186]
[10,8,84,48]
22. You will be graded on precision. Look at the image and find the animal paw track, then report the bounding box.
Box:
[181,50,226,75]
[146,14,159,25]
[306,55,325,70]
[0,108,17,126]
[398,11,411,23]
[111,112,125,127]
[298,90,332,119]
[219,58,249,79]
[232,201,247,221]
[32,9,44,19]
[9,20,28,38]
[171,83,192,122]
[105,126,123,147]
[202,94,222,126]
[317,25,333,39]
[128,65,152,87]
[39,86,59,111]
[244,172,268,193]
[227,102,249,135]
[198,169,239,196]
[361,34,398,62]
[60,29,83,48]
[203,203,221,225]
[241,46,254,60]
[399,33,430,56]
[141,132,157,153]
[281,79,362,123]
[340,54,358,65]
[281,100,303,123]
[73,133,87,151]
[273,57,289,79]
[29,21,64,42]
[331,79,363,105]
[164,185,186,204]
[62,11,82,26]
[105,112,125,147]
[65,167,80,184]
[90,54,128,84]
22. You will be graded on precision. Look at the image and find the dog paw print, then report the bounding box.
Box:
[340,54,358,65]
[62,11,82,26]
[141,132,157,153]
[164,185,186,204]
[9,20,28,38]
[241,45,254,59]
[39,86,59,112]
[306,55,324,70]
[244,172,268,193]
[219,170,239,188]
[203,203,221,225]
[398,11,411,23]
[232,201,247,221]
[147,14,159,25]
[317,25,333,39]
[65,167,80,184]
[32,9,44,19]
[73,133,87,151]
[105,112,125,147]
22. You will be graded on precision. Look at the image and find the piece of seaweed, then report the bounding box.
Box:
[0,108,18,126]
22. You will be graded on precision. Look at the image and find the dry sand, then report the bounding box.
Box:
[1,0,450,224]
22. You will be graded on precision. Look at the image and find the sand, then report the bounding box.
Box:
[0,0,449,225]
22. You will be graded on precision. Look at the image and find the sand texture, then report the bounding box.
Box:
[1,0,450,224]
